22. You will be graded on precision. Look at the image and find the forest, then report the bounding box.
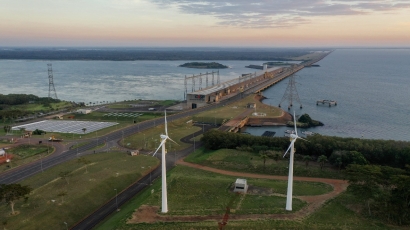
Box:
[201,130,410,169]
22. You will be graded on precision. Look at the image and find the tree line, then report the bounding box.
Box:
[0,94,59,106]
[201,130,410,169]
[346,164,410,225]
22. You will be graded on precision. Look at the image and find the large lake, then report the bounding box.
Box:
[1,49,409,141]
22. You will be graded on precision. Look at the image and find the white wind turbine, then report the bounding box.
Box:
[283,111,306,211]
[153,110,177,213]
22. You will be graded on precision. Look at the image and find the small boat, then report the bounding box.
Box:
[284,130,295,134]
[302,131,315,136]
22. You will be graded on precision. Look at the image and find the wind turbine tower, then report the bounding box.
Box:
[48,63,58,100]
[283,111,306,211]
[153,110,177,213]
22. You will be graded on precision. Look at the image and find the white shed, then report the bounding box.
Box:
[76,109,92,114]
[0,149,5,156]
[233,178,248,193]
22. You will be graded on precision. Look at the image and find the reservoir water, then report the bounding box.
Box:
[1,49,409,141]
[243,49,410,141]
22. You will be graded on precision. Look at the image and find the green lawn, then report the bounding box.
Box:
[96,166,351,229]
[6,101,73,113]
[193,94,283,124]
[105,100,177,109]
[122,117,201,151]
[141,166,306,216]
[96,166,398,230]
[1,144,54,172]
[185,148,343,179]
[0,152,159,230]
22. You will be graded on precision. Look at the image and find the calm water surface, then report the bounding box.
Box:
[243,49,410,141]
[1,49,409,141]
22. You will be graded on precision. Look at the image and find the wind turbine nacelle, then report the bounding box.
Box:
[290,134,298,139]
[160,134,167,139]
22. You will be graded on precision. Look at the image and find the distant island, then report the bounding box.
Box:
[178,62,229,69]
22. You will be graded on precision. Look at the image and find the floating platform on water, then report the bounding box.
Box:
[262,131,276,137]
[316,99,337,107]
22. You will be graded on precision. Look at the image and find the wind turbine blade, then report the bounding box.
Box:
[167,136,179,145]
[293,111,298,136]
[297,136,308,142]
[283,139,296,158]
[153,139,167,157]
[164,109,168,137]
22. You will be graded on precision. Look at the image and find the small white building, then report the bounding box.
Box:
[0,149,5,157]
[76,109,92,114]
[233,178,248,193]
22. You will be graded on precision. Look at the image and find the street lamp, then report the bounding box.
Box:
[40,153,43,172]
[114,189,119,211]
[193,133,196,151]
[148,166,152,185]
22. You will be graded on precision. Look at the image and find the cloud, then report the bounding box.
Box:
[152,0,410,28]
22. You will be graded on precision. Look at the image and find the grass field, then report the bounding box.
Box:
[0,152,159,230]
[141,166,309,216]
[95,166,347,229]
[0,144,54,172]
[193,94,283,124]
[122,117,202,152]
[105,100,178,109]
[6,101,73,113]
[97,166,396,230]
[185,148,343,179]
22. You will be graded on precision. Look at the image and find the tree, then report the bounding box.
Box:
[59,171,71,185]
[3,125,11,133]
[335,157,343,171]
[77,157,91,173]
[82,128,87,134]
[57,191,67,204]
[272,153,280,162]
[259,151,269,170]
[0,184,32,215]
[303,155,312,168]
[318,155,328,170]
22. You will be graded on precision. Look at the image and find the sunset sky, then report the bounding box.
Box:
[1,0,410,47]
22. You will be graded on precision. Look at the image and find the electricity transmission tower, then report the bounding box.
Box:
[279,74,302,110]
[48,64,58,100]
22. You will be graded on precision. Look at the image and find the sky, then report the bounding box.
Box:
[1,0,410,47]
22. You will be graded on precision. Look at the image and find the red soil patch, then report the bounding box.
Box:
[0,154,14,164]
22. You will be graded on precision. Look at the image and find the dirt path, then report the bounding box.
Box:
[128,160,348,224]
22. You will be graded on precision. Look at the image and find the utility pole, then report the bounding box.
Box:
[278,73,302,110]
[48,63,58,99]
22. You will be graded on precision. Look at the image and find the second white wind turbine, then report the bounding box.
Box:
[153,110,177,213]
[283,111,306,211]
